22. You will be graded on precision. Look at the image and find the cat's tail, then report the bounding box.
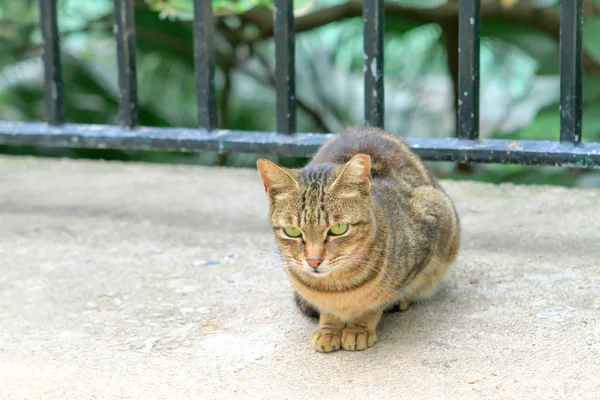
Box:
[294,292,320,318]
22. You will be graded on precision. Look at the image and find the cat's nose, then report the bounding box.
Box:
[307,258,323,268]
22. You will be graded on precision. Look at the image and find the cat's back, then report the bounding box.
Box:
[309,127,434,187]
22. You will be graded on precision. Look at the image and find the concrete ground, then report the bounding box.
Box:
[0,155,599,400]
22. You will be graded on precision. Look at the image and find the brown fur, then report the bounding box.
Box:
[257,127,460,352]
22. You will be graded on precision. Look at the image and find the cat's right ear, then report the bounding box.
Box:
[329,154,371,196]
[256,158,299,199]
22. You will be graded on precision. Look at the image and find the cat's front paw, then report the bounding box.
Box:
[311,328,342,353]
[342,328,376,351]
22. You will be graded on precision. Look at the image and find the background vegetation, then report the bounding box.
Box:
[1,0,600,186]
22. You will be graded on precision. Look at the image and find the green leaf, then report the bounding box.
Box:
[501,100,600,143]
[145,0,193,20]
[144,0,311,20]
[583,76,600,104]
[57,0,113,31]
[505,106,559,141]
[583,17,600,64]
[481,21,559,75]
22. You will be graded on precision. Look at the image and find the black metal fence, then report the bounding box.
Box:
[0,0,598,168]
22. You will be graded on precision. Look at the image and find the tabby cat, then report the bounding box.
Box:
[257,127,460,352]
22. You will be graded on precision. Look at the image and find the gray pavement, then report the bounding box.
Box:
[0,155,599,399]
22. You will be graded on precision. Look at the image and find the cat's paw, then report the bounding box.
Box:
[342,327,376,351]
[311,328,342,353]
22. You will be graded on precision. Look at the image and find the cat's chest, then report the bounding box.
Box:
[289,273,395,320]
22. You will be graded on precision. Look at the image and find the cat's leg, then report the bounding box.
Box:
[311,313,344,353]
[387,299,410,312]
[398,300,410,311]
[294,291,320,318]
[342,308,382,351]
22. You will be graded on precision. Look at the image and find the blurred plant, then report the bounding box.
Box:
[1,0,599,186]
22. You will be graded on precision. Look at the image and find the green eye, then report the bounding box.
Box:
[283,226,302,238]
[329,223,349,236]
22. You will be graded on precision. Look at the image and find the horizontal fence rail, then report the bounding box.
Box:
[1,122,599,167]
[1,0,599,169]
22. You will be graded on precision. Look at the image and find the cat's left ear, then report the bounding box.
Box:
[256,158,300,199]
[330,154,371,194]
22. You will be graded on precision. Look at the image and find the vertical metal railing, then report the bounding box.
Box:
[25,0,596,166]
[560,0,583,144]
[113,0,139,128]
[193,0,218,130]
[457,0,480,140]
[363,0,385,129]
[274,0,297,135]
[39,0,65,125]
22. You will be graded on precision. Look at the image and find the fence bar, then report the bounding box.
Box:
[2,122,600,168]
[274,0,296,134]
[193,0,218,130]
[39,0,65,125]
[559,0,583,144]
[457,0,480,140]
[113,0,139,128]
[363,0,385,128]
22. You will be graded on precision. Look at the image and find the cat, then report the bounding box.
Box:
[257,127,460,352]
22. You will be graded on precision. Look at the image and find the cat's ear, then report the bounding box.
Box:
[257,158,299,199]
[330,154,371,194]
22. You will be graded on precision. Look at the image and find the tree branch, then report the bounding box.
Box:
[241,1,600,74]
[243,1,559,38]
[247,45,331,132]
[215,20,331,131]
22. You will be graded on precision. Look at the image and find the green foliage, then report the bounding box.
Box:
[583,16,600,65]
[145,0,300,20]
[1,0,599,186]
[143,0,450,21]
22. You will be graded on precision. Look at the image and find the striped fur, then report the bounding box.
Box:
[257,127,460,352]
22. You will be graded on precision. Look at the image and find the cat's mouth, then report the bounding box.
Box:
[289,260,333,278]
[306,268,331,278]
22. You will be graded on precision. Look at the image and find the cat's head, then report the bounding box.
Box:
[257,154,376,278]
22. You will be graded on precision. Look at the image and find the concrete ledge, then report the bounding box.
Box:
[0,156,599,399]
